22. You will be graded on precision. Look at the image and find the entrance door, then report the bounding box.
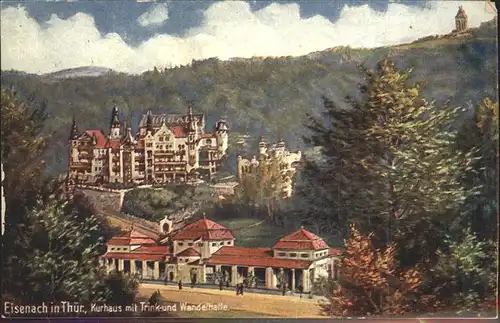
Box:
[169,272,174,281]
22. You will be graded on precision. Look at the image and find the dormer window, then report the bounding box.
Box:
[278,252,286,257]
[178,242,184,247]
[290,253,297,257]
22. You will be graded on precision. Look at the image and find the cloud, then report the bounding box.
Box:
[137,3,169,27]
[1,1,496,74]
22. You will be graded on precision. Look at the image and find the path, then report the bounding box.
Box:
[139,283,326,318]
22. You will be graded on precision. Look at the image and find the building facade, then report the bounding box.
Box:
[102,216,341,293]
[454,6,468,33]
[237,137,301,198]
[68,106,229,186]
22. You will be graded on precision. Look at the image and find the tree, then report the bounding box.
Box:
[455,98,498,241]
[1,88,138,310]
[237,155,289,224]
[6,193,139,306]
[324,224,431,317]
[430,228,497,312]
[300,60,474,245]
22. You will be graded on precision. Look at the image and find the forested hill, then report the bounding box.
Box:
[1,19,497,176]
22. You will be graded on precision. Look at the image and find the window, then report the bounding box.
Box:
[301,253,309,258]
[197,243,203,247]
[278,252,286,257]
[159,137,164,142]
[226,241,231,245]
[219,242,224,246]
[188,243,193,246]
[212,243,217,246]
[111,247,115,251]
[178,242,184,247]
[290,253,297,257]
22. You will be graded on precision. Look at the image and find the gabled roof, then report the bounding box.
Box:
[176,247,201,257]
[273,228,329,251]
[170,217,234,241]
[84,130,107,148]
[108,230,157,246]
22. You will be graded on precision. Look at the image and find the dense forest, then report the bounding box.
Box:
[0,19,496,176]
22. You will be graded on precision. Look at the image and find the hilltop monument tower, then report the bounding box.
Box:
[455,6,468,33]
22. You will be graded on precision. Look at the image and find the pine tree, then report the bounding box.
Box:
[455,98,498,241]
[300,60,474,244]
[299,94,382,238]
[363,60,474,242]
[10,193,139,306]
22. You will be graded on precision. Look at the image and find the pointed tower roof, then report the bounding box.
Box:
[69,117,79,140]
[273,228,329,250]
[110,106,120,126]
[146,110,154,133]
[121,124,136,145]
[456,6,467,18]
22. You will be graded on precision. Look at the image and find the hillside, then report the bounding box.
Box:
[0,19,497,176]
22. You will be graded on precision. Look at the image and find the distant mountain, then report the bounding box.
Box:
[43,66,116,79]
[0,19,497,176]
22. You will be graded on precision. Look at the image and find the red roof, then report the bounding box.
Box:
[103,252,165,261]
[329,248,342,256]
[105,139,121,149]
[273,228,329,251]
[171,217,234,241]
[172,126,186,138]
[176,247,201,257]
[133,245,170,254]
[85,130,107,148]
[207,246,312,269]
[214,247,272,257]
[108,230,157,246]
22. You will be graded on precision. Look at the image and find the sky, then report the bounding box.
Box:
[0,0,497,75]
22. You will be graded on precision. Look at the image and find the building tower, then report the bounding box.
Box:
[146,110,154,134]
[69,117,80,164]
[110,106,121,140]
[215,119,229,158]
[186,104,198,169]
[258,136,267,157]
[455,6,468,33]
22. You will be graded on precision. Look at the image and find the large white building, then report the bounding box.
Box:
[102,216,341,293]
[68,106,229,186]
[237,137,302,198]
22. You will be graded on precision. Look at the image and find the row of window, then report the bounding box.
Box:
[277,251,328,258]
[110,247,126,251]
[277,252,309,258]
[177,241,232,247]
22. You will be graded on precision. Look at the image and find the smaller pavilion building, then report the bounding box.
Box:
[102,217,341,293]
